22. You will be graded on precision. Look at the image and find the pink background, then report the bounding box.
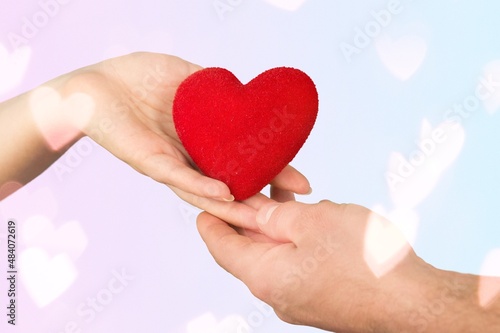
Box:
[1,0,500,332]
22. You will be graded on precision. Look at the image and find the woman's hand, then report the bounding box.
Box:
[0,52,311,228]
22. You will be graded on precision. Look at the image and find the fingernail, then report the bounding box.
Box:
[305,187,313,195]
[207,183,234,202]
[221,194,235,202]
[258,204,279,226]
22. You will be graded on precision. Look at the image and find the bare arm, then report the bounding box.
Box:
[0,73,79,199]
[0,52,311,230]
[197,198,500,332]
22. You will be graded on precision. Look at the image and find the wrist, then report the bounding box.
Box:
[0,71,89,196]
[60,66,127,146]
[376,256,500,333]
[24,70,93,152]
[45,69,96,146]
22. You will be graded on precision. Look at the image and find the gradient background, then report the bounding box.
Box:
[1,0,500,332]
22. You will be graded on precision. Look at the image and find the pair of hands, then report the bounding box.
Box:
[8,52,496,332]
[65,53,491,332]
[73,52,311,230]
[78,53,391,331]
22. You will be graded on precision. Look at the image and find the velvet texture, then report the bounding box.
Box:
[173,67,319,200]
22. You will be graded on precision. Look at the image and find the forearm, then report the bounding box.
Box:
[378,259,500,333]
[0,73,84,199]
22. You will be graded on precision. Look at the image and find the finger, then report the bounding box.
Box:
[171,185,258,230]
[270,165,312,195]
[242,192,276,210]
[197,212,273,281]
[142,152,233,201]
[256,201,311,243]
[88,112,233,201]
[270,185,295,203]
[186,60,204,74]
[238,228,282,244]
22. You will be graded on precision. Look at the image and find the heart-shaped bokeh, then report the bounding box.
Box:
[173,67,318,200]
[20,248,77,308]
[30,86,95,151]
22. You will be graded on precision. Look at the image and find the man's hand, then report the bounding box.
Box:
[197,197,500,332]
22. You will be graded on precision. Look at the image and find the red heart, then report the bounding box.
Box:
[173,67,318,200]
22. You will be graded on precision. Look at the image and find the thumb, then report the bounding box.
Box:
[256,201,311,243]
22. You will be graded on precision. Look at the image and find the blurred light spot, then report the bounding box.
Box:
[375,33,427,81]
[0,181,23,201]
[187,312,249,333]
[478,249,500,308]
[0,186,58,222]
[263,0,307,11]
[481,60,500,114]
[371,205,419,246]
[388,119,465,208]
[20,248,77,308]
[22,215,88,260]
[29,86,95,151]
[364,211,411,278]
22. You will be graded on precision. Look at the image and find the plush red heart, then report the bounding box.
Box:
[173,67,318,200]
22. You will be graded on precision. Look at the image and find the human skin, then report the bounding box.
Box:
[0,52,311,228]
[197,191,500,332]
